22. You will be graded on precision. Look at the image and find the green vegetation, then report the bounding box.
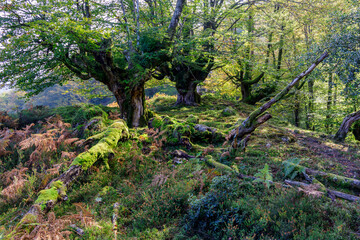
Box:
[0,95,360,239]
[35,181,66,210]
[1,0,360,239]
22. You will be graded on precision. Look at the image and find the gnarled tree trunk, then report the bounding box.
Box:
[353,121,360,141]
[110,82,148,128]
[176,81,201,106]
[334,110,360,142]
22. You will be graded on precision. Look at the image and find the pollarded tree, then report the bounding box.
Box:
[154,0,256,105]
[0,0,186,127]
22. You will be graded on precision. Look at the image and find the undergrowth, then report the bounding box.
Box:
[0,98,359,239]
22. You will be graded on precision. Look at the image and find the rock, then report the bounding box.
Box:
[171,149,195,159]
[173,157,186,164]
[195,124,217,134]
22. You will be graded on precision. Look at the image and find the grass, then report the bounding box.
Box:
[1,94,360,239]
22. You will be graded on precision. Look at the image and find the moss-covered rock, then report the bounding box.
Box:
[185,115,199,124]
[221,106,236,117]
[148,115,225,147]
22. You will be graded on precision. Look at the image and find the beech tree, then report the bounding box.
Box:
[0,0,186,127]
[154,0,258,105]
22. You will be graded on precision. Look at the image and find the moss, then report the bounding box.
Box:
[151,115,164,129]
[221,106,236,117]
[71,120,129,170]
[35,180,66,210]
[185,114,199,124]
[205,155,238,174]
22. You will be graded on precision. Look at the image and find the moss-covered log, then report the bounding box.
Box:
[12,120,130,236]
[204,156,358,202]
[229,52,329,150]
[285,162,360,190]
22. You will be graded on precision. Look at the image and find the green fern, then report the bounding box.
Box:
[282,158,306,180]
[253,164,273,188]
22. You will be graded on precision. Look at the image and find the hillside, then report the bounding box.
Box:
[0,94,359,239]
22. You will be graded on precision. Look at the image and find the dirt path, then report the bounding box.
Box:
[294,132,360,179]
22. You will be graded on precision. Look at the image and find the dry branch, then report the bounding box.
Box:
[285,180,360,202]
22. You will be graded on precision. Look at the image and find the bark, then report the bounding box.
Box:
[334,110,360,142]
[109,81,148,128]
[175,81,201,105]
[229,52,329,150]
[170,60,212,106]
[325,73,333,132]
[167,0,186,41]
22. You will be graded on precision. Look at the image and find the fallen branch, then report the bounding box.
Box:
[229,52,329,150]
[285,162,360,190]
[285,180,360,202]
[10,120,130,237]
[113,202,120,240]
[70,224,85,236]
[205,155,359,203]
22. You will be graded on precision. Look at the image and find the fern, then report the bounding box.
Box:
[253,164,273,188]
[282,158,306,180]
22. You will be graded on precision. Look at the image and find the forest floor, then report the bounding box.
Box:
[1,94,360,239]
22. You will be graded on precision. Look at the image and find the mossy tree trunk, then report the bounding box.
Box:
[175,76,202,105]
[109,81,149,128]
[334,110,360,142]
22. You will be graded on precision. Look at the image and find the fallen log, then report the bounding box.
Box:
[284,162,360,190]
[205,155,359,203]
[285,180,360,202]
[8,120,130,238]
[229,52,329,150]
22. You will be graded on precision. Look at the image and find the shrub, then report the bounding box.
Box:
[180,176,360,239]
